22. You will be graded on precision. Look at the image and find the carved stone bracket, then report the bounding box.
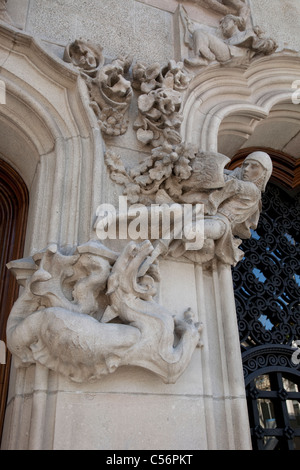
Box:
[64,40,133,136]
[6,240,201,383]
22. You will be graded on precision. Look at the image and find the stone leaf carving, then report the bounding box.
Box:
[104,143,229,205]
[6,240,201,383]
[105,146,273,266]
[179,5,277,68]
[132,60,191,147]
[64,40,133,136]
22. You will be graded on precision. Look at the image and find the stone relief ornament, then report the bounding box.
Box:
[6,240,202,383]
[105,147,273,266]
[179,5,277,67]
[64,40,133,136]
[104,142,229,205]
[132,61,191,147]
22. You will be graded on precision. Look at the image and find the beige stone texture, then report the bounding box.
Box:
[25,0,174,65]
[2,0,299,453]
[250,0,300,52]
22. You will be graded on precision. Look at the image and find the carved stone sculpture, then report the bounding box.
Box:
[104,143,230,205]
[104,146,273,265]
[64,40,133,136]
[180,151,273,265]
[6,240,201,383]
[132,61,191,147]
[179,0,250,21]
[180,6,277,67]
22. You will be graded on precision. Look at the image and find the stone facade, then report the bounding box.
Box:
[0,0,299,450]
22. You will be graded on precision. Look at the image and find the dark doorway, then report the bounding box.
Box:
[0,158,28,442]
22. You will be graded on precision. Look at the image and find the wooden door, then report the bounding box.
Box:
[0,159,28,443]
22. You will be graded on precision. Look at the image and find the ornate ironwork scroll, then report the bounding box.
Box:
[233,183,300,352]
[233,183,300,450]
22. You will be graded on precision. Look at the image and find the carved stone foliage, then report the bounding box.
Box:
[64,40,133,136]
[105,146,273,265]
[105,142,229,204]
[179,5,277,68]
[63,40,190,146]
[7,240,201,383]
[132,61,191,147]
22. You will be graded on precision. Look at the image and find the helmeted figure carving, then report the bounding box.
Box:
[6,145,272,383]
[181,151,273,264]
[104,146,273,266]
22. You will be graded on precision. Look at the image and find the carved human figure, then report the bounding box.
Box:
[129,150,272,269]
[180,151,273,264]
[180,5,277,67]
[6,240,201,383]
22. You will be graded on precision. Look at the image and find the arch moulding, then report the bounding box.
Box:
[0,22,105,256]
[181,53,300,154]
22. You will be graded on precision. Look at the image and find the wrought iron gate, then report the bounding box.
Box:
[233,183,300,450]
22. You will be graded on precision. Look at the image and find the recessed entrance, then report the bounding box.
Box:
[0,158,28,442]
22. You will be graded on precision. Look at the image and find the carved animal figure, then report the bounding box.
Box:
[6,241,201,383]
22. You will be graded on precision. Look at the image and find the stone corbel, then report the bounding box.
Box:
[64,40,133,136]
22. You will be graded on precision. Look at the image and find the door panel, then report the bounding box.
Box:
[0,159,28,443]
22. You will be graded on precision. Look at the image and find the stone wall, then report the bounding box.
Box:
[1,0,300,451]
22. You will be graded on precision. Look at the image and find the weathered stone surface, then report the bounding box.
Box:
[26,0,174,64]
[250,0,300,52]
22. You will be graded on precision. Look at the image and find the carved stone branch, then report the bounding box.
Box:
[132,61,191,147]
[104,143,229,204]
[6,240,201,383]
[64,40,133,136]
[104,147,273,265]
